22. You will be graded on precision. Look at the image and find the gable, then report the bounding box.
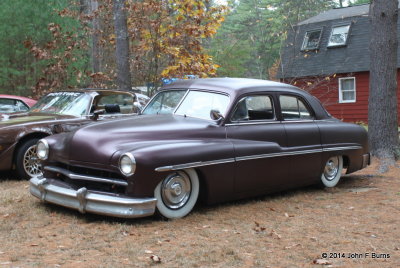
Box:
[278,4,400,79]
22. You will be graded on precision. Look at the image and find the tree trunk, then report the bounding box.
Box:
[369,0,400,164]
[90,0,101,73]
[113,0,132,91]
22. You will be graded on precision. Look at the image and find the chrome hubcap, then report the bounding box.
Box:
[161,172,191,209]
[324,157,339,181]
[23,145,42,177]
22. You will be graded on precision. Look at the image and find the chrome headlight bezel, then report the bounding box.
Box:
[119,153,136,177]
[36,139,49,160]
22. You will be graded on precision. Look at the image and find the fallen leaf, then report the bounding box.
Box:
[30,244,39,247]
[150,255,161,263]
[284,213,289,217]
[145,250,153,254]
[270,230,281,239]
[313,259,331,265]
[284,243,301,249]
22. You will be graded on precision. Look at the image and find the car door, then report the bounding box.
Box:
[279,94,322,186]
[225,93,289,196]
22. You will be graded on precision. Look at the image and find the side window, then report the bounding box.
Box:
[15,100,29,112]
[280,95,314,120]
[231,95,274,122]
[96,94,134,114]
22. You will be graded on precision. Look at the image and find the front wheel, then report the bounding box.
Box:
[154,168,199,219]
[15,138,42,180]
[320,155,343,188]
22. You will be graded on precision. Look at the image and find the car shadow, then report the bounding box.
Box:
[0,171,15,181]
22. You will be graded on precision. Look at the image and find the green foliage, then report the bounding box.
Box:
[0,0,85,96]
[209,0,337,79]
[349,0,370,5]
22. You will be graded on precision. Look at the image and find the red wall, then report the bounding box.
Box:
[284,71,400,125]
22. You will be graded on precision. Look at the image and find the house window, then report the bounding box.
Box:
[301,29,322,50]
[328,25,350,47]
[339,77,356,103]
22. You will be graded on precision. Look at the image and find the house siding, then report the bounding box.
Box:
[284,71,400,124]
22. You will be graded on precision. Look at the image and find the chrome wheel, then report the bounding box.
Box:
[23,144,42,177]
[323,157,339,181]
[161,172,191,209]
[320,156,343,188]
[154,168,199,219]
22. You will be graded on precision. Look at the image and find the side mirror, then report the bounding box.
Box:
[90,109,105,121]
[210,109,224,123]
[133,101,142,114]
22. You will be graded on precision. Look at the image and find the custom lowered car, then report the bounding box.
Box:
[0,94,36,114]
[0,90,143,180]
[30,78,370,219]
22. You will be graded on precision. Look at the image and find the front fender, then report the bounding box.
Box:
[120,139,235,201]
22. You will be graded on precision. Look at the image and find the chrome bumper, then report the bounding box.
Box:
[30,176,157,218]
[362,153,370,169]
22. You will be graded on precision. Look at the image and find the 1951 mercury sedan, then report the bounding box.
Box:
[30,78,370,219]
[0,89,145,180]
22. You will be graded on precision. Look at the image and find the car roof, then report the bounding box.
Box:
[160,78,304,97]
[0,94,37,106]
[161,78,331,119]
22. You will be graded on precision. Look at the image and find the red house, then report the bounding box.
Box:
[278,4,400,125]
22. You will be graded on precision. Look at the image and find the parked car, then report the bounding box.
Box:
[0,94,36,114]
[0,89,144,180]
[30,78,370,219]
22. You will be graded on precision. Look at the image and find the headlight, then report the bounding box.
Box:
[37,139,49,160]
[119,153,136,176]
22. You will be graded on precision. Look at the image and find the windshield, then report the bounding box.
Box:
[142,90,187,115]
[30,92,91,116]
[175,91,229,120]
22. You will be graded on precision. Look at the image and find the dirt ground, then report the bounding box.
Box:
[0,160,399,268]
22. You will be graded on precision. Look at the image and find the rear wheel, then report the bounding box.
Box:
[15,139,42,180]
[320,155,343,187]
[154,168,199,219]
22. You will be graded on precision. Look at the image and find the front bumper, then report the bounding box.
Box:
[30,176,157,218]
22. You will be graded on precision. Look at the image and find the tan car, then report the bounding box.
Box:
[0,89,143,180]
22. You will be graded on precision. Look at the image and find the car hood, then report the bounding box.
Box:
[62,114,221,165]
[0,112,76,128]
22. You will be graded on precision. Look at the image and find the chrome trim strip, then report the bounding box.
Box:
[322,146,362,152]
[155,158,235,172]
[236,149,322,162]
[30,176,157,219]
[154,145,362,171]
[44,166,128,187]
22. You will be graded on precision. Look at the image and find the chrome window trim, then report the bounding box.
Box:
[155,145,362,172]
[225,121,281,126]
[280,120,315,123]
[44,166,128,186]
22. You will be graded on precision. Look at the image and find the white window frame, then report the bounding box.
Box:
[301,29,323,51]
[328,24,351,47]
[339,77,356,103]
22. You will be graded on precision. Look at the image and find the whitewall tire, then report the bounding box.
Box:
[320,155,343,187]
[154,168,199,219]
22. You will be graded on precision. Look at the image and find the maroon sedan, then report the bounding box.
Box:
[30,78,370,219]
[0,94,37,114]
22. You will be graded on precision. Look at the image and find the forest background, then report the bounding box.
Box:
[0,0,369,98]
